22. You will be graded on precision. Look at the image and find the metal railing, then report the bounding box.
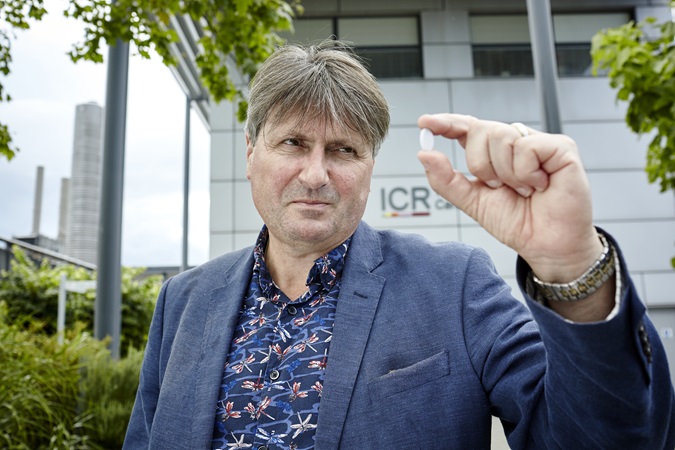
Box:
[0,236,96,271]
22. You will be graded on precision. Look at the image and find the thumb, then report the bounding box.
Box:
[417,150,475,214]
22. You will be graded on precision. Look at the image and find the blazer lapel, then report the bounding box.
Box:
[315,222,385,449]
[187,249,255,448]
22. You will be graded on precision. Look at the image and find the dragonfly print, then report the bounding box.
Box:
[242,371,265,392]
[244,396,275,420]
[308,349,328,370]
[255,428,288,445]
[224,433,251,449]
[293,333,319,353]
[271,343,291,361]
[288,381,309,402]
[219,401,241,421]
[293,310,316,327]
[234,326,258,344]
[231,354,255,374]
[290,413,317,439]
[311,381,323,397]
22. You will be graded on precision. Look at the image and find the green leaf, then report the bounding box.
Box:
[0,122,18,161]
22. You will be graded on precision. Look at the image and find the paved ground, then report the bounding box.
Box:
[491,417,510,449]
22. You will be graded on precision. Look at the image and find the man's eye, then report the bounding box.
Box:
[336,147,355,154]
[282,138,300,146]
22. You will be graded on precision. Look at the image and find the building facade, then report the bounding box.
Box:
[64,102,104,264]
[209,0,674,309]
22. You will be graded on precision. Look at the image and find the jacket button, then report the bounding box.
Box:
[287,305,298,315]
[269,370,280,381]
[258,446,268,450]
[638,321,653,363]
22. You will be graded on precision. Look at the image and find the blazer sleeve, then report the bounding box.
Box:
[486,230,675,450]
[518,231,674,449]
[123,277,171,449]
[461,236,675,449]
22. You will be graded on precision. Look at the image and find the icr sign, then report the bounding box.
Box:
[380,186,454,215]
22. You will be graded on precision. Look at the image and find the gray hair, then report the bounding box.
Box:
[245,40,390,156]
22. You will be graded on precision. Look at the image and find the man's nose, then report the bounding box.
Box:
[298,147,329,189]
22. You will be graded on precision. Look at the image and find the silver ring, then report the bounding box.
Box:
[510,122,529,137]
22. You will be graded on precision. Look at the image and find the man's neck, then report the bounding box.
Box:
[264,240,326,300]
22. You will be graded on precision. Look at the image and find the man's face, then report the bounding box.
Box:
[246,114,374,255]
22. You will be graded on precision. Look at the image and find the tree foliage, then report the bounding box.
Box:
[0,246,161,353]
[0,0,302,160]
[0,0,48,160]
[591,2,675,194]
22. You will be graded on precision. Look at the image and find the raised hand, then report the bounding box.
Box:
[417,113,604,289]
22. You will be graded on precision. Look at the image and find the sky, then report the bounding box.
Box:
[0,0,211,267]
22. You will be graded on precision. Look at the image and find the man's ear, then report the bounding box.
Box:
[245,133,253,180]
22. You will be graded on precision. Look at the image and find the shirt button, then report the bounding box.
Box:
[287,305,298,315]
[269,370,280,381]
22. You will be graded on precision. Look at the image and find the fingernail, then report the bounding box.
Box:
[486,180,503,189]
[516,187,533,197]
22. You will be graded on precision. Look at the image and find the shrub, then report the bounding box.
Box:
[0,304,100,449]
[79,346,144,448]
[0,302,144,449]
[0,246,161,353]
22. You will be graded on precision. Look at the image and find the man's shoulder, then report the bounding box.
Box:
[168,246,254,290]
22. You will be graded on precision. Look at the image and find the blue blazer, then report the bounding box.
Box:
[124,222,674,449]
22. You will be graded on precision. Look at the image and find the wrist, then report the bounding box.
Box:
[528,232,615,303]
[527,231,605,283]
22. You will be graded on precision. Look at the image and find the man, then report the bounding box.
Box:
[124,41,674,449]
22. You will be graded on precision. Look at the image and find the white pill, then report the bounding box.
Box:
[419,128,434,151]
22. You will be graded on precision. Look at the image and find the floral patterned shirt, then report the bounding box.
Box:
[211,226,349,450]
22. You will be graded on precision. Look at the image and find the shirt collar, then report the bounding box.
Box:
[252,225,351,297]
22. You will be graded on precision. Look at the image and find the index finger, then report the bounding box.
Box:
[417,113,474,142]
[418,113,541,145]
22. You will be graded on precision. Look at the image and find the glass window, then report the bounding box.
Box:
[471,12,630,78]
[553,13,629,76]
[280,16,422,79]
[473,44,533,77]
[553,13,630,43]
[471,15,531,44]
[338,17,422,79]
[471,15,533,78]
[280,18,334,45]
[556,43,593,76]
[338,17,418,46]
